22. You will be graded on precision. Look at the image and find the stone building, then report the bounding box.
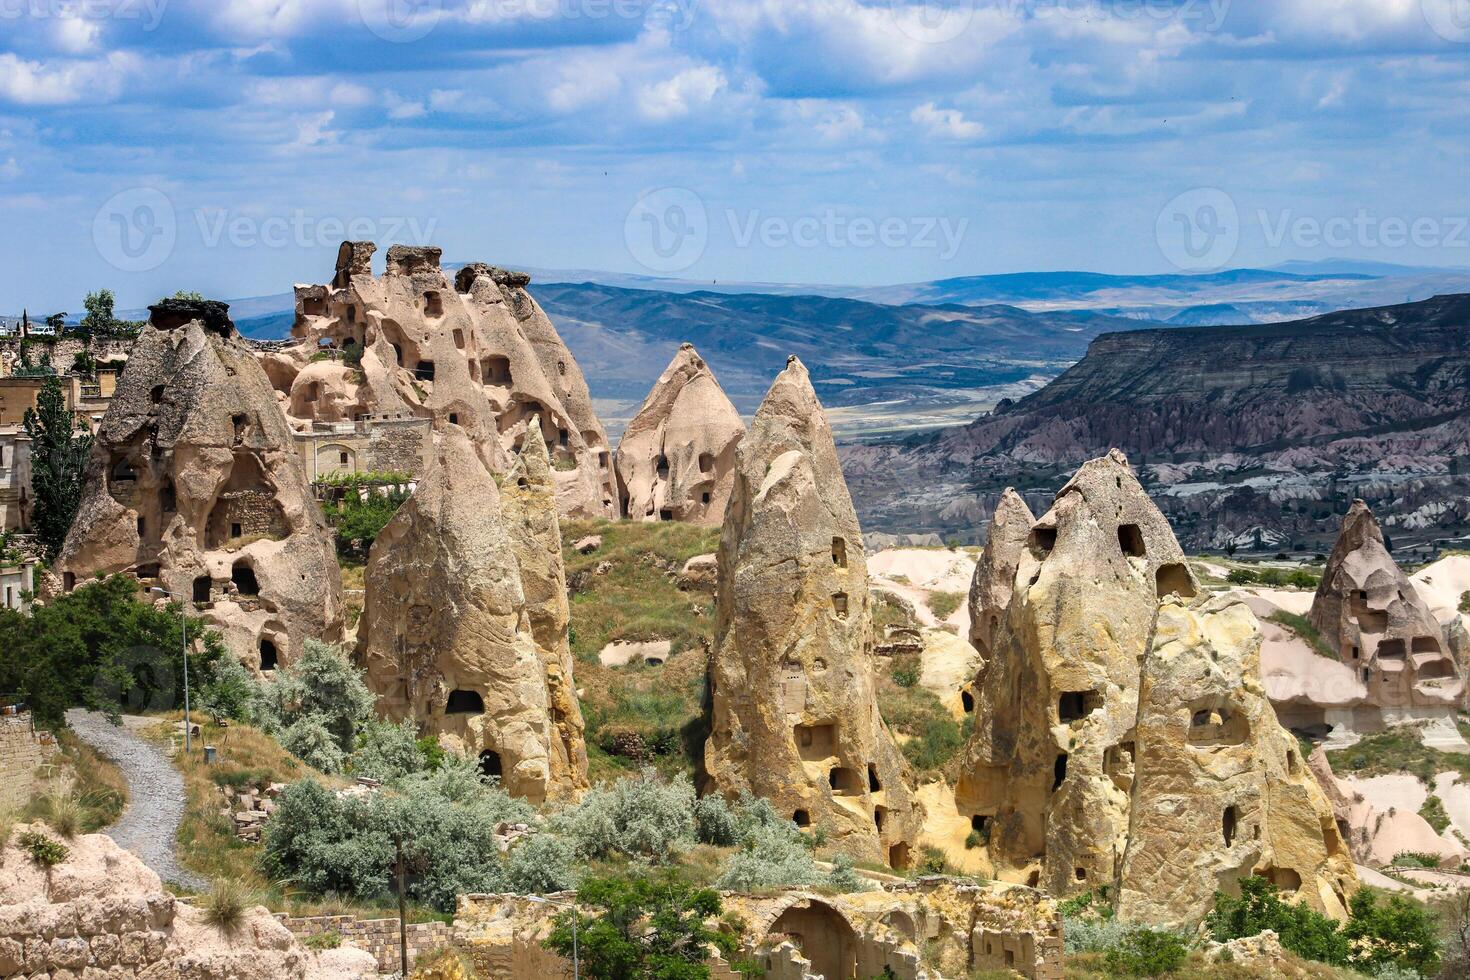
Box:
[453,879,1063,980]
[704,356,921,867]
[291,415,432,483]
[615,343,744,525]
[260,241,617,518]
[53,298,343,672]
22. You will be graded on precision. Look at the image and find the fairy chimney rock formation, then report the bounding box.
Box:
[55,298,343,672]
[1117,594,1357,925]
[966,488,1035,659]
[265,241,616,518]
[704,355,922,867]
[358,425,585,803]
[500,419,590,798]
[956,449,1355,922]
[615,343,745,525]
[1309,500,1463,713]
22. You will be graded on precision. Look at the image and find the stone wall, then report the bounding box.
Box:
[274,913,453,974]
[0,880,176,978]
[0,710,47,811]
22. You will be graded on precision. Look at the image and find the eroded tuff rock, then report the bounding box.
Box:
[1117,595,1356,925]
[966,488,1034,660]
[1309,500,1463,715]
[615,343,745,525]
[264,242,616,518]
[55,299,343,671]
[704,356,921,866]
[957,451,1194,896]
[358,426,585,803]
[956,450,1355,922]
[501,419,590,798]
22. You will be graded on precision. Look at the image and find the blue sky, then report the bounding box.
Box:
[3,0,1470,311]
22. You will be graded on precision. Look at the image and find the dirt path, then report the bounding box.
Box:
[65,708,206,891]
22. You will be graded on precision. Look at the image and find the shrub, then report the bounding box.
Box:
[19,829,68,868]
[693,793,738,846]
[889,654,920,688]
[303,931,342,950]
[925,591,964,620]
[1207,876,1347,964]
[1226,568,1256,584]
[1418,795,1450,834]
[503,833,578,894]
[1342,887,1440,977]
[1063,915,1130,954]
[202,878,253,935]
[916,845,950,875]
[25,792,84,838]
[350,719,427,781]
[825,854,869,893]
[1103,928,1188,977]
[255,641,375,773]
[198,654,258,725]
[1393,850,1442,869]
[550,768,696,863]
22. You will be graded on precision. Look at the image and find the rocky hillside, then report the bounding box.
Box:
[843,293,1470,551]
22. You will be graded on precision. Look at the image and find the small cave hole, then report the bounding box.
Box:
[868,763,881,793]
[961,690,975,713]
[1052,753,1068,791]
[1223,805,1238,847]
[1118,523,1146,558]
[792,809,810,828]
[479,750,502,779]
[231,562,259,596]
[192,575,211,603]
[447,689,486,714]
[1029,526,1057,557]
[259,639,278,672]
[832,536,848,568]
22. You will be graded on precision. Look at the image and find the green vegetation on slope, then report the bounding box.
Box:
[1327,723,1470,784]
[1267,611,1340,660]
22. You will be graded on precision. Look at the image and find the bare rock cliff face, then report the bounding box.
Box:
[615,343,744,525]
[501,420,590,798]
[1117,595,1356,925]
[358,425,586,803]
[966,487,1034,660]
[1309,499,1464,714]
[704,356,921,867]
[56,299,343,671]
[956,449,1354,921]
[264,242,616,519]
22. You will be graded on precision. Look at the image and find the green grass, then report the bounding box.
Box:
[562,519,720,662]
[1420,795,1451,833]
[926,590,964,621]
[1327,724,1470,785]
[1267,611,1340,660]
[875,672,971,780]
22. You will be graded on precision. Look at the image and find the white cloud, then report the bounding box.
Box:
[0,157,19,179]
[0,53,138,106]
[53,15,102,55]
[385,90,427,119]
[636,66,726,120]
[291,110,337,147]
[910,101,984,140]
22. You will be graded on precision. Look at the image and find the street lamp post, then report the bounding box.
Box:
[525,895,578,979]
[150,587,191,753]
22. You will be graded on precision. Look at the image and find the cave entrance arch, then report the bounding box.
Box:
[765,899,857,980]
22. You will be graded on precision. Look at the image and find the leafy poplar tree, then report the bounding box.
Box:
[24,376,92,559]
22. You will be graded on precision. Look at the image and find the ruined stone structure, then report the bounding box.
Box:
[615,343,744,525]
[500,422,590,798]
[292,415,432,482]
[54,299,343,671]
[454,880,1062,980]
[1117,594,1356,925]
[704,356,921,867]
[260,242,616,518]
[956,450,1355,921]
[966,487,1035,660]
[1309,500,1463,719]
[357,425,587,803]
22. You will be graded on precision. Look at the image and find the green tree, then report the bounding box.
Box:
[24,375,92,560]
[79,289,143,341]
[1341,887,1440,976]
[1207,876,1348,965]
[323,489,409,562]
[44,312,66,332]
[544,871,745,980]
[0,575,224,728]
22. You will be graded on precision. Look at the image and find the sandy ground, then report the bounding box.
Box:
[868,547,977,635]
[1354,863,1442,900]
[1411,554,1470,624]
[1435,772,1470,846]
[1246,599,1365,709]
[1341,773,1469,866]
[1342,774,1428,813]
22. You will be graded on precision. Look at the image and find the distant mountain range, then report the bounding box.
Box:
[841,292,1470,552]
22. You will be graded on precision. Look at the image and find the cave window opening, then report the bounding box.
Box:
[1030,526,1056,557]
[832,537,848,568]
[1223,805,1238,847]
[63,572,76,592]
[415,360,435,382]
[874,806,886,831]
[559,429,569,448]
[192,575,211,603]
[655,455,669,480]
[1156,562,1197,599]
[698,452,714,474]
[478,750,502,780]
[868,764,881,793]
[259,639,278,672]
[961,690,975,713]
[1052,753,1068,791]
[1118,523,1146,558]
[111,458,137,483]
[231,563,259,596]
[424,291,444,317]
[149,385,165,404]
[452,329,465,349]
[161,481,176,513]
[701,491,711,505]
[230,522,242,539]
[793,809,810,828]
[448,413,458,426]
[447,689,486,714]
[558,360,567,376]
[659,509,674,522]
[890,842,911,869]
[1058,689,1101,723]
[832,592,849,618]
[1075,867,1087,881]
[136,516,146,538]
[972,814,990,833]
[828,767,862,796]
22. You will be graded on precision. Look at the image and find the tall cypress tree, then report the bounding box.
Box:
[24,377,92,560]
